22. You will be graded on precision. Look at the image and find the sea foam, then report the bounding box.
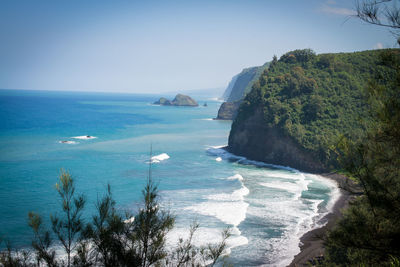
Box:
[185,197,249,227]
[71,135,97,140]
[151,153,170,163]
[185,173,249,227]
[206,145,342,266]
[206,145,295,172]
[58,140,78,144]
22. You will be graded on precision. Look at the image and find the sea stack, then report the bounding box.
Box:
[154,94,198,107]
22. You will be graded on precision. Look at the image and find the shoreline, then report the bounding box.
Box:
[288,173,362,267]
[218,146,362,266]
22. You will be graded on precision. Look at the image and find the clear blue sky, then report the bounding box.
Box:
[0,0,396,93]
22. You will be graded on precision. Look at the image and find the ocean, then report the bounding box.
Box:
[0,89,340,266]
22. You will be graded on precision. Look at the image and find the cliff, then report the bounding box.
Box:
[226,66,259,102]
[228,104,326,172]
[217,62,270,120]
[215,101,241,120]
[221,74,239,101]
[228,49,399,172]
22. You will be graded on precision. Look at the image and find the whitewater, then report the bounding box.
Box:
[0,90,339,266]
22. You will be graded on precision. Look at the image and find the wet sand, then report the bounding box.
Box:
[288,173,362,267]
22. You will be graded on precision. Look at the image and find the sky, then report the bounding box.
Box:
[0,0,397,94]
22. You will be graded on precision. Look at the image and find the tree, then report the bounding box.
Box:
[324,45,400,266]
[2,154,229,266]
[84,184,128,267]
[132,155,175,267]
[356,0,400,45]
[50,170,85,267]
[199,228,231,267]
[279,49,316,64]
[302,94,323,122]
[321,3,400,263]
[28,212,58,267]
[0,239,33,267]
[169,222,200,267]
[25,171,86,267]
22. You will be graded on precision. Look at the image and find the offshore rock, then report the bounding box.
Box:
[154,94,198,106]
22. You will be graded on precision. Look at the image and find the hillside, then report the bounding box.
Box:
[228,49,399,172]
[222,74,239,100]
[217,62,269,120]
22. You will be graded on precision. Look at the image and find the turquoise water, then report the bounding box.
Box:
[0,89,339,266]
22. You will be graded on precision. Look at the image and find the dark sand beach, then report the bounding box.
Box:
[288,173,362,267]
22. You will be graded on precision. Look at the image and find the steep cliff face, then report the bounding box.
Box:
[228,105,326,172]
[222,74,238,101]
[227,49,399,173]
[218,62,269,120]
[215,101,241,120]
[226,66,259,102]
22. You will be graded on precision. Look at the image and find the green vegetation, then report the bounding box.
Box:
[0,163,230,267]
[320,2,400,265]
[320,49,400,266]
[234,48,399,169]
[218,62,269,120]
[226,62,269,103]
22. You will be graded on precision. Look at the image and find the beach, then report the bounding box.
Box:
[0,91,346,265]
[288,173,362,267]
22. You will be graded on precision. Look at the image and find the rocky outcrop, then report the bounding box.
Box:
[154,94,198,106]
[154,97,172,105]
[228,105,327,173]
[171,94,198,106]
[215,101,241,120]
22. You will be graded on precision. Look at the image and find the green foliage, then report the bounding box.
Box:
[234,48,399,169]
[168,223,232,267]
[1,162,230,266]
[81,162,175,267]
[84,184,129,266]
[322,50,400,266]
[132,165,175,267]
[51,170,85,267]
[279,48,316,64]
[200,228,231,267]
[28,212,58,266]
[169,222,200,267]
[0,239,33,267]
[227,62,270,102]
[23,170,86,267]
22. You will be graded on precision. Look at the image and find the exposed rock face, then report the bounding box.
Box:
[154,97,172,105]
[228,105,327,173]
[171,94,198,106]
[215,101,241,120]
[154,94,198,106]
[226,66,260,102]
[222,74,239,100]
[218,62,270,120]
